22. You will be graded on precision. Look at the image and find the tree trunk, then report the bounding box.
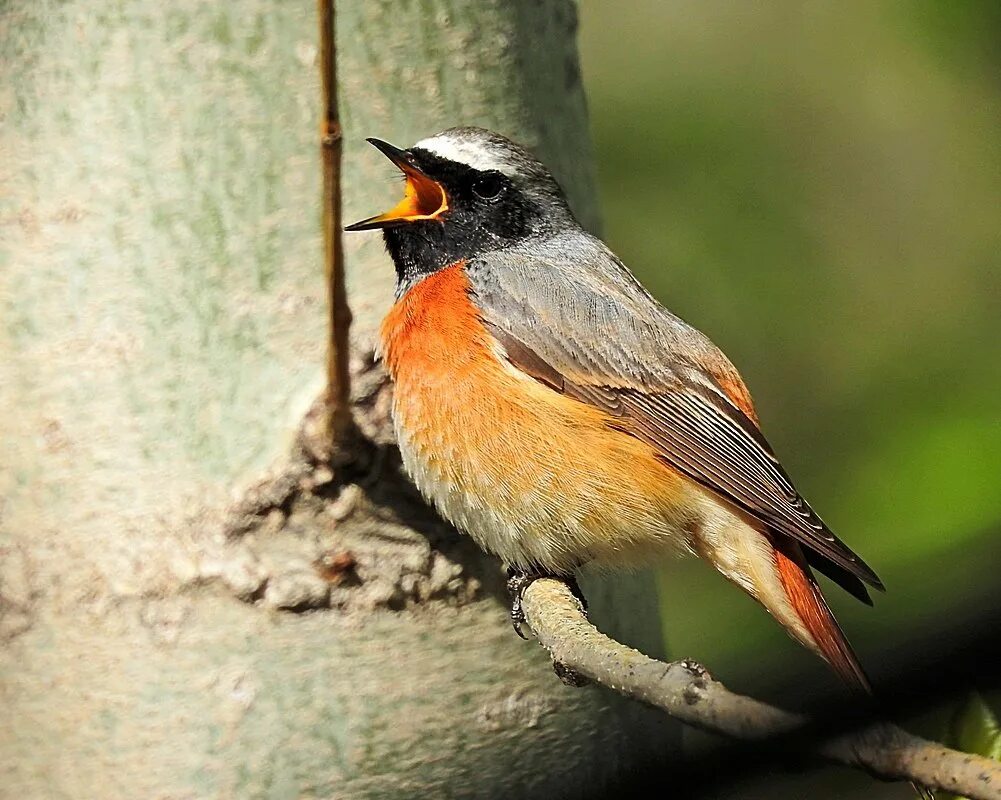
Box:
[0,2,676,798]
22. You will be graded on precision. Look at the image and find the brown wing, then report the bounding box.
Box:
[488,323,883,600]
[466,238,883,600]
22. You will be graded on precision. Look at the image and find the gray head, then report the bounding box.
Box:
[345,127,580,288]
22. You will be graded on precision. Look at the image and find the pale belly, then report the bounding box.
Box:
[390,363,703,574]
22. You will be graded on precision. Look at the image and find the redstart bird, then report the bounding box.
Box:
[346,127,884,693]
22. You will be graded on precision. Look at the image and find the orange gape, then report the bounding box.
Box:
[380,262,695,573]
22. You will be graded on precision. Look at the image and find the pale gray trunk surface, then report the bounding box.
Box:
[0,2,677,798]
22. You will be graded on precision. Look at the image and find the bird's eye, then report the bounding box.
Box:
[471,172,506,201]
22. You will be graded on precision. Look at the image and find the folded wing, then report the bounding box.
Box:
[468,239,883,600]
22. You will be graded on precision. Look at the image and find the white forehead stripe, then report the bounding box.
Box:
[413,133,524,176]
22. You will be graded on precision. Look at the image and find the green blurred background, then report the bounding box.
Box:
[580,2,1000,796]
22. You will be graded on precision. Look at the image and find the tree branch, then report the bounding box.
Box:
[521,578,1001,800]
[317,0,353,449]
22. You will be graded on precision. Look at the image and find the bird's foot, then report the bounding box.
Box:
[505,568,588,639]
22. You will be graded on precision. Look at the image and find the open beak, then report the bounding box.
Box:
[344,138,449,231]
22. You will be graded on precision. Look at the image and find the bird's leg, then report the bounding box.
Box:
[505,568,537,639]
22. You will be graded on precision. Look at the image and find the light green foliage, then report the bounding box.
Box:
[951,694,1001,762]
[580,4,1001,796]
[581,0,1001,684]
[938,693,1001,800]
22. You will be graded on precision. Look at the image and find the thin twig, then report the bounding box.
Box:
[521,578,1001,800]
[317,0,352,448]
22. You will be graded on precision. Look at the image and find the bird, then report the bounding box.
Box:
[345,126,884,695]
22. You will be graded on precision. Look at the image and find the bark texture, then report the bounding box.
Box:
[0,2,674,798]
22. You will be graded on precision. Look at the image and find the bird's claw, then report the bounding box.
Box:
[506,570,534,639]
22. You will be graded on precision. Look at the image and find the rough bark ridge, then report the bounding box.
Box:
[0,2,674,798]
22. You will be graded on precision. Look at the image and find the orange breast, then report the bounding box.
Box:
[380,263,697,573]
[380,262,495,398]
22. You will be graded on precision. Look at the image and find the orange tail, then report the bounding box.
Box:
[771,536,872,695]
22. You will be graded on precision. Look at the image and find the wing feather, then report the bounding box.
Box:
[468,241,882,597]
[498,327,882,594]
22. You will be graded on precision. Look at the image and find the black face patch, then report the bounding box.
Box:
[382,149,544,291]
